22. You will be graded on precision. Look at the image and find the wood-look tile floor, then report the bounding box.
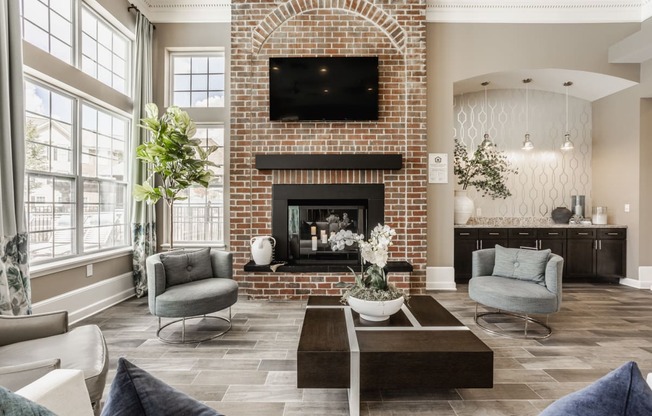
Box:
[83,283,652,416]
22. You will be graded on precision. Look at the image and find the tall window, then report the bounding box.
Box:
[81,5,129,94]
[21,0,73,63]
[170,53,225,108]
[173,126,225,243]
[25,80,129,263]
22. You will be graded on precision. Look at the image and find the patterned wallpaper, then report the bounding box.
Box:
[453,89,592,219]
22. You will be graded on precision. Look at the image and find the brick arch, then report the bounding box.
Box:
[252,0,406,55]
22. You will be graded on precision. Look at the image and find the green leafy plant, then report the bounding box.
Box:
[453,139,518,199]
[330,224,406,302]
[133,104,216,249]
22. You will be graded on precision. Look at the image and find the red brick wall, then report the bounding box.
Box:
[231,0,427,299]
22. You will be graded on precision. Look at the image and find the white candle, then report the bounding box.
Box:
[575,204,583,217]
[321,233,328,244]
[310,226,317,235]
[311,236,318,251]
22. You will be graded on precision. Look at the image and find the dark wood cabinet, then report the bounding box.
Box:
[454,226,625,283]
[454,228,507,282]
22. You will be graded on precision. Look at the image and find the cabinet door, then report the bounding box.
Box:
[566,229,597,278]
[479,229,509,250]
[508,229,537,250]
[454,229,478,282]
[596,229,626,278]
[538,229,566,259]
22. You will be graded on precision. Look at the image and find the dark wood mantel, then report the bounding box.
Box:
[255,153,403,170]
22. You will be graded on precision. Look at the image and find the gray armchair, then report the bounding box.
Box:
[468,248,564,339]
[146,248,238,343]
[0,311,108,414]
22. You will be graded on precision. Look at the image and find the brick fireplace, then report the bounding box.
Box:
[231,0,427,299]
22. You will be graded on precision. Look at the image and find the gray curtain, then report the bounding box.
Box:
[131,12,156,297]
[0,0,30,315]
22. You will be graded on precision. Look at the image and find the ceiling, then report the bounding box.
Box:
[133,0,652,24]
[453,69,638,102]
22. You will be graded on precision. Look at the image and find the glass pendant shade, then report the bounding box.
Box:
[480,81,493,148]
[522,78,533,150]
[522,133,534,150]
[561,81,574,151]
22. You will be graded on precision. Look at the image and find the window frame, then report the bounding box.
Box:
[168,51,226,108]
[24,77,131,266]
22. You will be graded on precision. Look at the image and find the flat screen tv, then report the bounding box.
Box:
[269,57,379,122]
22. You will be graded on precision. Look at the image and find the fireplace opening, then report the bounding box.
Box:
[272,184,384,265]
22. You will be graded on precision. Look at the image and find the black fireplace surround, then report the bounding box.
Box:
[244,183,412,273]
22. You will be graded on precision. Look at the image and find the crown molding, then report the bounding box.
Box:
[426,1,645,23]
[129,0,231,23]
[131,0,648,24]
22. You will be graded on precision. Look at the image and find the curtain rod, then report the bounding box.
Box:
[128,3,156,29]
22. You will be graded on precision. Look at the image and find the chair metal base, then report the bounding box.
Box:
[157,308,232,344]
[474,304,552,340]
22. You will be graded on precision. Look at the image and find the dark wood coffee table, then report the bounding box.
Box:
[297,295,493,416]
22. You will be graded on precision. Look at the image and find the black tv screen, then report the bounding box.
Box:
[269,57,379,122]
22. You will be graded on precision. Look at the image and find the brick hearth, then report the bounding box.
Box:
[231,0,427,299]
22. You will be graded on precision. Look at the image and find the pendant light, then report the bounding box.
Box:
[522,78,534,151]
[479,81,494,149]
[560,81,574,151]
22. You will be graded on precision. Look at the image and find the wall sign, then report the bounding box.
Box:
[428,153,448,184]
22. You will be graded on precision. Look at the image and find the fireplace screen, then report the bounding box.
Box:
[288,204,366,263]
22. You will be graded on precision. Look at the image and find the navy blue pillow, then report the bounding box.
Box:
[101,358,223,416]
[539,361,652,416]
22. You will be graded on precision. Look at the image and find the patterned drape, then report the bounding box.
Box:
[131,12,156,297]
[0,0,31,315]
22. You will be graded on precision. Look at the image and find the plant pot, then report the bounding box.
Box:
[347,295,404,322]
[454,190,474,225]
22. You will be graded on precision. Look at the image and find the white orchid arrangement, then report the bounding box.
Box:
[329,224,405,302]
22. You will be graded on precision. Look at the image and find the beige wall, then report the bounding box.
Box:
[27,0,135,303]
[426,22,641,268]
[640,98,652,266]
[592,86,641,278]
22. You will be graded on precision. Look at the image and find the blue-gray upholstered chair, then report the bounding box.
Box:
[468,247,564,339]
[146,248,238,343]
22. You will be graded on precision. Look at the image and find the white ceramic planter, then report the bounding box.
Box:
[454,190,474,225]
[347,295,404,322]
[250,236,276,265]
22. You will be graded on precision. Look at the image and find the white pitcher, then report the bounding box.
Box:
[250,236,276,265]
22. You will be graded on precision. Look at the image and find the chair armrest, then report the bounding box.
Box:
[472,249,496,277]
[211,249,234,279]
[147,253,167,316]
[0,311,68,346]
[0,358,61,391]
[16,369,94,416]
[544,254,564,310]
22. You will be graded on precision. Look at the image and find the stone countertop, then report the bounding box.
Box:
[455,224,627,229]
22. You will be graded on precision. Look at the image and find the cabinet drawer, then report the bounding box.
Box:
[479,229,508,239]
[538,228,567,239]
[509,229,535,238]
[597,228,626,239]
[454,229,478,239]
[568,228,596,239]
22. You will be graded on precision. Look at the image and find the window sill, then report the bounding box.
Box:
[30,247,133,278]
[160,242,227,251]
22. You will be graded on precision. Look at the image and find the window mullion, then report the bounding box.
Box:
[74,98,84,256]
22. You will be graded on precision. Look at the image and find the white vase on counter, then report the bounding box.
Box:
[454,190,474,225]
[250,236,276,265]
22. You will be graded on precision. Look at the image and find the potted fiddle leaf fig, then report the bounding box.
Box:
[133,104,216,249]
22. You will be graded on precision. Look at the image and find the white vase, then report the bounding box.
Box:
[454,190,474,225]
[250,236,276,265]
[347,295,404,322]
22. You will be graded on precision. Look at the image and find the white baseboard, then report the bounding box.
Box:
[426,267,456,291]
[619,267,652,290]
[32,273,135,325]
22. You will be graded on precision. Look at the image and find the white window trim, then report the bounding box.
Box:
[30,246,133,278]
[165,48,226,109]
